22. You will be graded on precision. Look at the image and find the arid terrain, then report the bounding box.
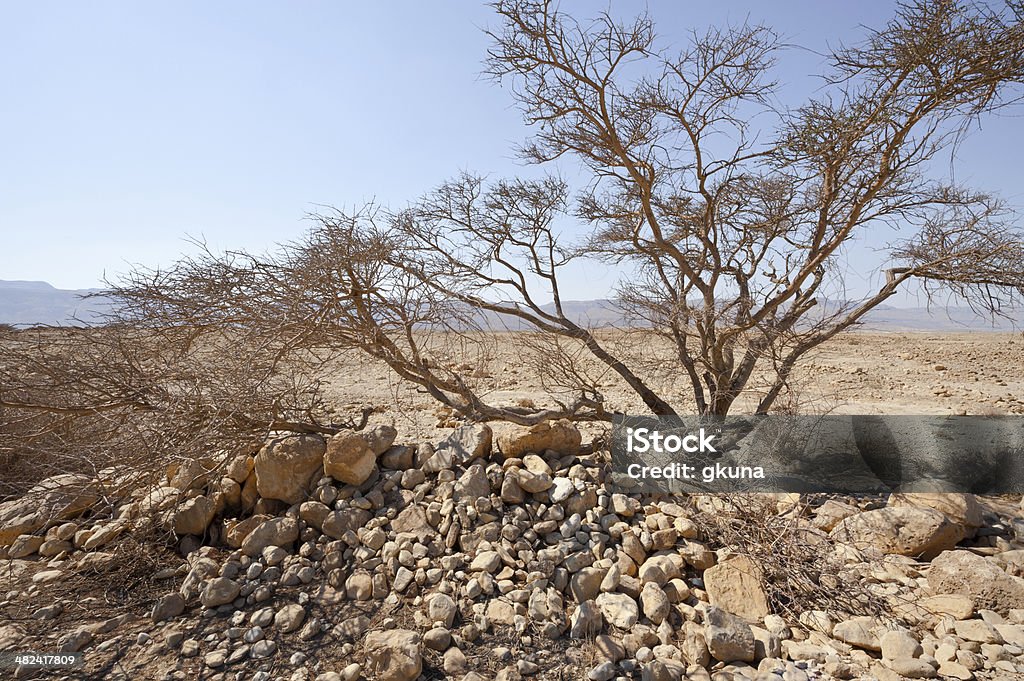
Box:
[325,331,1024,444]
[1,330,1023,681]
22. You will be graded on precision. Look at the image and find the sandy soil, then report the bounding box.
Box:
[324,330,1024,443]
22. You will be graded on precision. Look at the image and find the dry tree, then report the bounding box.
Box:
[120,0,1023,422]
[4,0,1024,490]
[86,0,1024,427]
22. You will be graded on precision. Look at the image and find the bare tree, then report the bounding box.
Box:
[11,0,1021,442]
[476,0,1024,416]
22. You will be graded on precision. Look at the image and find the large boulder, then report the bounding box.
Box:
[200,577,241,608]
[453,464,490,503]
[362,424,398,456]
[830,506,962,560]
[255,434,326,504]
[364,629,422,681]
[703,555,770,623]
[595,592,639,630]
[240,517,299,556]
[224,514,271,549]
[832,616,883,652]
[888,493,983,538]
[704,606,755,663]
[928,550,1024,615]
[436,424,492,462]
[171,495,217,536]
[390,505,435,541]
[495,419,581,459]
[0,474,98,546]
[324,432,377,486]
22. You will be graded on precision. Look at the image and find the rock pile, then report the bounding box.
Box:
[2,419,1024,680]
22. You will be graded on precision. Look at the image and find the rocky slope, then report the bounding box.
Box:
[3,421,1024,680]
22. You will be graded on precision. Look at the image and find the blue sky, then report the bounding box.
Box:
[2,1,1021,302]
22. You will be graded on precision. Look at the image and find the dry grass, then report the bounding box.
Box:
[693,494,892,623]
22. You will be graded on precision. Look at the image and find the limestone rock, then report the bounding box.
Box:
[390,505,434,540]
[595,634,626,662]
[362,424,398,456]
[500,475,525,504]
[0,474,98,546]
[570,600,603,638]
[82,518,128,550]
[570,567,606,603]
[830,506,962,559]
[323,508,372,539]
[454,464,490,503]
[681,621,711,667]
[168,459,217,491]
[517,467,553,494]
[832,616,882,652]
[428,593,458,628]
[937,661,974,680]
[889,493,983,537]
[380,445,415,470]
[640,582,670,625]
[611,494,641,517]
[704,606,755,663]
[880,630,922,661]
[364,629,422,681]
[152,593,186,622]
[886,658,937,678]
[953,620,1002,644]
[298,501,331,532]
[811,499,859,531]
[921,594,975,620]
[550,477,575,503]
[200,577,240,608]
[225,514,270,549]
[255,434,326,504]
[422,627,451,651]
[8,534,44,559]
[928,550,1024,614]
[346,571,373,600]
[324,432,377,486]
[496,419,581,458]
[703,555,769,623]
[443,646,468,676]
[171,495,216,536]
[275,604,306,633]
[485,599,517,625]
[240,517,299,556]
[435,424,492,463]
[470,551,502,573]
[225,453,254,483]
[596,592,639,630]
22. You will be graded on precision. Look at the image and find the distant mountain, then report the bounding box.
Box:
[1,281,1020,331]
[479,299,1024,332]
[0,281,113,326]
[847,302,1023,331]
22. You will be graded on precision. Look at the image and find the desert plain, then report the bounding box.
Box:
[1,327,1023,681]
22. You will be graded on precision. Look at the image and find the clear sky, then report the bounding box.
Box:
[2,1,1021,301]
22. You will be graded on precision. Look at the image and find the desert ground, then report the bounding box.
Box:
[1,329,1024,681]
[325,331,1024,443]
